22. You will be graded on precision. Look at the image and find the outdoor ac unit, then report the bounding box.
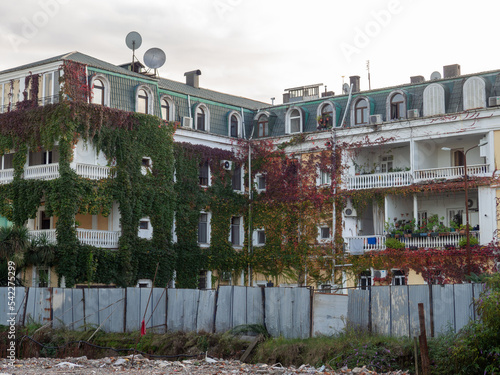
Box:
[467,198,477,210]
[369,114,383,125]
[221,160,232,170]
[182,116,193,128]
[343,206,357,217]
[488,96,500,107]
[407,109,420,119]
[373,270,387,278]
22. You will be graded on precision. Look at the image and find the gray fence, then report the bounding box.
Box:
[1,284,483,338]
[347,283,484,337]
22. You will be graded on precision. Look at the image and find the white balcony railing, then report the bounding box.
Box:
[414,164,489,181]
[74,163,112,180]
[345,171,412,190]
[24,163,60,180]
[76,229,120,248]
[28,228,120,248]
[344,232,480,253]
[0,169,14,184]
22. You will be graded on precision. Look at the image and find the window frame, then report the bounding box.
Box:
[199,161,211,187]
[231,163,244,192]
[230,216,243,247]
[285,106,303,134]
[228,110,242,138]
[352,97,369,126]
[254,111,270,138]
[90,74,110,107]
[316,100,336,128]
[135,85,154,114]
[253,228,266,247]
[386,90,407,121]
[255,173,266,192]
[198,212,211,246]
[194,103,210,132]
[160,95,175,121]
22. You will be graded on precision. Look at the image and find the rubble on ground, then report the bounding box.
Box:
[1,355,410,374]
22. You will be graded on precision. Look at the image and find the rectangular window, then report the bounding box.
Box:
[257,230,266,245]
[257,174,266,191]
[2,153,13,169]
[139,221,149,230]
[198,213,208,244]
[381,155,393,173]
[359,271,371,290]
[37,266,49,287]
[232,164,242,191]
[320,170,331,185]
[320,227,330,239]
[231,217,241,246]
[392,270,406,285]
[29,147,59,166]
[199,162,209,186]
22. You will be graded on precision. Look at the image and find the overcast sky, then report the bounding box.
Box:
[1,0,498,104]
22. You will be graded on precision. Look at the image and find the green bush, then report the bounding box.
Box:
[457,236,479,248]
[385,238,405,249]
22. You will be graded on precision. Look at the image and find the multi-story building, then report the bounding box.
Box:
[0,53,498,290]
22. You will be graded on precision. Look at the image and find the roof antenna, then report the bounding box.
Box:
[366,60,371,90]
[125,31,142,72]
[271,97,275,105]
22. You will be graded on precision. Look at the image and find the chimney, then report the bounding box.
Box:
[410,75,425,84]
[184,70,202,88]
[349,75,360,93]
[443,64,461,78]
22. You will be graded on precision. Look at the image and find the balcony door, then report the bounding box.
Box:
[452,149,464,167]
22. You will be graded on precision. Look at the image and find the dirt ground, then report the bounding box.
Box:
[0,356,410,375]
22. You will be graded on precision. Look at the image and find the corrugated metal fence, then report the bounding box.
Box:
[0,284,482,338]
[347,283,484,337]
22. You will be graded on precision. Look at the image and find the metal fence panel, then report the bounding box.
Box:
[125,288,141,332]
[347,289,369,330]
[371,286,391,336]
[99,289,125,332]
[454,283,474,331]
[232,286,248,328]
[0,286,26,326]
[196,289,216,333]
[279,288,294,338]
[292,288,311,339]
[390,286,409,337]
[312,293,348,337]
[264,287,280,337]
[246,287,264,326]
[83,288,100,329]
[431,285,455,335]
[215,286,233,333]
[150,288,167,333]
[408,285,431,337]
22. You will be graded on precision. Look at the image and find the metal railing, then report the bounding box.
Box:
[24,164,60,180]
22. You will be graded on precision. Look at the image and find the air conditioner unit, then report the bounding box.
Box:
[407,109,420,119]
[488,96,500,107]
[373,270,387,278]
[343,206,357,217]
[467,198,477,210]
[221,160,232,170]
[182,116,193,128]
[369,114,383,125]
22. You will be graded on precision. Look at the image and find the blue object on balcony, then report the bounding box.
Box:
[367,237,377,245]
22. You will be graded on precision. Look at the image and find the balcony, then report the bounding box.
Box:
[28,228,120,249]
[344,164,489,190]
[344,232,480,254]
[0,163,111,184]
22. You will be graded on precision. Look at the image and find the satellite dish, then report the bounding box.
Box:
[144,48,166,69]
[125,31,142,50]
[430,71,442,80]
[342,83,350,94]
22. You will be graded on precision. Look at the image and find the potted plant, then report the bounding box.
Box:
[316,114,332,130]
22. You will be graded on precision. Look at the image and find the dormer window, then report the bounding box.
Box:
[317,101,336,129]
[257,114,269,137]
[463,76,487,110]
[92,79,104,105]
[160,95,175,121]
[354,98,369,125]
[138,89,148,114]
[161,98,169,120]
[388,92,406,120]
[229,112,242,138]
[286,107,302,134]
[194,103,210,132]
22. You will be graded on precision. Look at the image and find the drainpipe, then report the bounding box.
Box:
[247,124,255,286]
[187,95,192,118]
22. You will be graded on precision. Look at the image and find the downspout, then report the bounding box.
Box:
[247,123,255,286]
[188,95,192,118]
[240,107,246,139]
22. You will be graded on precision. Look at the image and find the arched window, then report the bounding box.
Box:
[92,79,104,105]
[317,101,336,129]
[196,106,206,131]
[285,107,303,134]
[228,111,242,138]
[390,93,405,120]
[354,98,369,125]
[137,89,149,114]
[423,83,445,116]
[257,114,269,137]
[90,75,110,106]
[160,95,175,121]
[230,114,239,137]
[161,98,169,120]
[463,76,487,110]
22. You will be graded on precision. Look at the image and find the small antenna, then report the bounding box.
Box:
[271,97,275,105]
[125,31,142,71]
[366,60,371,90]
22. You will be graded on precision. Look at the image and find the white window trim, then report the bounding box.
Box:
[317,225,331,243]
[254,173,266,193]
[194,103,210,132]
[198,211,211,247]
[135,85,154,114]
[385,89,407,121]
[32,265,50,287]
[138,217,153,239]
[316,167,331,187]
[232,163,245,193]
[463,76,487,110]
[89,74,111,107]
[253,228,266,247]
[316,100,337,127]
[350,96,370,126]
[199,162,211,187]
[228,110,242,138]
[285,106,303,134]
[160,94,176,121]
[229,216,244,248]
[253,110,271,138]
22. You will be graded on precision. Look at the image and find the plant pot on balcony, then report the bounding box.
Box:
[420,232,428,237]
[439,232,449,237]
[430,232,439,237]
[412,233,420,238]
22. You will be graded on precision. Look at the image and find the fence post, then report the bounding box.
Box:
[212,286,219,333]
[123,288,127,333]
[309,287,314,338]
[418,303,430,375]
[368,286,372,333]
[428,284,434,337]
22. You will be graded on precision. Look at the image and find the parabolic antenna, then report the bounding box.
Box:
[144,48,166,69]
[125,31,142,50]
[430,71,442,80]
[342,83,350,94]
